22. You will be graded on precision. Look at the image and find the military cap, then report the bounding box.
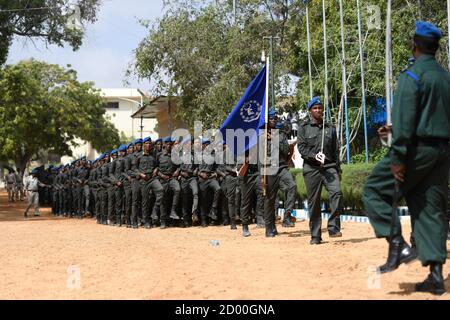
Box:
[143,136,152,143]
[268,109,278,118]
[155,138,163,143]
[163,136,174,143]
[31,168,39,174]
[202,139,211,145]
[127,142,134,148]
[307,96,322,110]
[118,144,127,152]
[133,138,143,145]
[81,156,87,160]
[111,149,118,155]
[415,21,442,39]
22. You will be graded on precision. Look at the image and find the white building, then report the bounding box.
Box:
[61,88,158,163]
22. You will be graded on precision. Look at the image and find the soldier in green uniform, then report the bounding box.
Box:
[238,146,264,237]
[130,139,143,227]
[260,110,296,237]
[157,137,182,227]
[107,150,118,225]
[298,97,343,245]
[123,143,135,228]
[113,145,127,226]
[216,142,238,230]
[198,139,221,227]
[100,152,111,225]
[363,21,449,295]
[137,137,164,229]
[179,139,200,227]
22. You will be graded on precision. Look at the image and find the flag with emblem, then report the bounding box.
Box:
[220,65,267,155]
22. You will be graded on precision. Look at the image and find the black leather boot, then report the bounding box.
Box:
[242,224,251,237]
[230,218,237,230]
[201,217,208,228]
[415,263,446,295]
[282,212,295,228]
[160,221,168,229]
[265,225,276,237]
[378,235,417,274]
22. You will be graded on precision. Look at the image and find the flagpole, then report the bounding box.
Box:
[357,0,369,163]
[306,4,313,100]
[263,55,270,197]
[386,0,393,146]
[339,0,350,164]
[321,0,329,153]
[447,0,450,71]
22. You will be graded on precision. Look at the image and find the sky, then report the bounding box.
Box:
[7,0,165,90]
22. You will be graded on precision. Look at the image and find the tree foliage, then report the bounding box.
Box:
[0,60,119,171]
[130,0,449,158]
[0,0,101,65]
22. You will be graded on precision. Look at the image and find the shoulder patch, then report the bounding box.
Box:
[405,70,422,91]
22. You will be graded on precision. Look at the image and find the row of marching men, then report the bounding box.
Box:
[50,130,300,237]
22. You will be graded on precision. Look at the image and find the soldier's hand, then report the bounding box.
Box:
[377,125,391,139]
[391,164,406,183]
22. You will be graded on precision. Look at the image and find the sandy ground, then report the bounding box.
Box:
[0,189,448,300]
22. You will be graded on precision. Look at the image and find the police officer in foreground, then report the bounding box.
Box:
[298,96,343,245]
[363,21,449,295]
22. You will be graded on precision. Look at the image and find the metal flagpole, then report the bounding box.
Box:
[321,0,329,153]
[263,55,270,197]
[357,0,369,163]
[306,4,313,100]
[339,0,350,164]
[385,0,393,146]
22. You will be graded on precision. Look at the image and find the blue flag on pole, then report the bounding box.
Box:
[220,65,267,155]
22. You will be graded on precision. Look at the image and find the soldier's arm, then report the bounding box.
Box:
[278,131,290,160]
[391,73,419,165]
[297,124,316,162]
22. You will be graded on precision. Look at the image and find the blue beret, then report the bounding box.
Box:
[133,138,143,145]
[31,168,39,174]
[163,136,174,143]
[155,138,162,143]
[415,21,442,39]
[111,149,118,155]
[307,96,322,110]
[127,142,134,148]
[268,109,278,118]
[143,136,152,143]
[118,144,127,152]
[104,151,110,155]
[81,156,86,160]
[202,139,211,145]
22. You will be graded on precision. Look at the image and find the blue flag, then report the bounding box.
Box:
[220,65,267,155]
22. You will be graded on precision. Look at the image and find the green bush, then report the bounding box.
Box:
[289,163,376,212]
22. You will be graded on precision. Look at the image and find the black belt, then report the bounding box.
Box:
[27,190,38,192]
[414,137,449,147]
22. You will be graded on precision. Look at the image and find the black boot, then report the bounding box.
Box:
[265,226,276,237]
[201,217,208,228]
[170,211,181,220]
[256,216,265,228]
[230,218,237,230]
[208,209,218,221]
[160,221,168,229]
[415,263,446,295]
[282,212,295,228]
[378,235,417,274]
[242,224,251,237]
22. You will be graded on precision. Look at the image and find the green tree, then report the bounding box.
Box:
[130,0,448,158]
[0,0,101,65]
[0,59,120,172]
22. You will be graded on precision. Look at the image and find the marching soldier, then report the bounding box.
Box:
[137,137,164,229]
[24,169,48,217]
[14,168,25,201]
[130,139,143,227]
[298,96,343,245]
[260,110,296,237]
[113,145,127,226]
[157,137,182,227]
[78,157,90,218]
[107,150,118,225]
[363,21,449,295]
[216,143,238,229]
[122,143,135,227]
[198,139,221,227]
[238,146,264,237]
[179,139,200,227]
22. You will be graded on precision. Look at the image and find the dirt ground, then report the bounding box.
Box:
[0,189,448,300]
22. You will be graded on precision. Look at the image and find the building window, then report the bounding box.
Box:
[106,102,119,109]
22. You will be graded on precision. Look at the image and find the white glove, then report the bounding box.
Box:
[315,152,326,165]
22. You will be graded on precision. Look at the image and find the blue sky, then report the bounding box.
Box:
[7,0,164,89]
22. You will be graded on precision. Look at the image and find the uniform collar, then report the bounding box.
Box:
[416,54,435,63]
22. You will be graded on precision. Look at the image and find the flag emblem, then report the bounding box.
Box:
[240,100,262,123]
